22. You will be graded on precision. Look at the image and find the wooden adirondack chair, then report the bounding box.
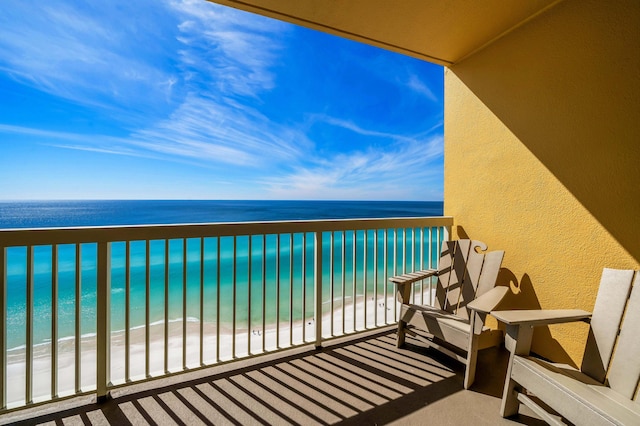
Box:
[494,268,640,425]
[390,239,506,389]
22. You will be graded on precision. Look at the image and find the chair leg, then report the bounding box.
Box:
[464,335,479,389]
[501,376,521,417]
[397,320,407,347]
[500,324,534,417]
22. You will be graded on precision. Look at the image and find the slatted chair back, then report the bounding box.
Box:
[434,239,504,321]
[582,269,640,399]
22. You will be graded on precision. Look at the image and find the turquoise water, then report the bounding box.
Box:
[2,200,443,349]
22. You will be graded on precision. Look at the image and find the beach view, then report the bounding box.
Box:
[2,201,445,406]
[0,0,444,414]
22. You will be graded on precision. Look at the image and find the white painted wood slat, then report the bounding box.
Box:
[607,271,640,398]
[581,268,635,383]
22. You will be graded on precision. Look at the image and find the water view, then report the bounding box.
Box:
[2,200,443,350]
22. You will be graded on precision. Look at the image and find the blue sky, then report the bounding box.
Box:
[0,0,444,201]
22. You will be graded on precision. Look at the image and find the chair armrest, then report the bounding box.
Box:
[389,269,438,285]
[468,286,509,314]
[492,309,592,358]
[391,269,438,304]
[491,309,592,327]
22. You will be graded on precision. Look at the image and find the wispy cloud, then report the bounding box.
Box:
[263,134,443,200]
[337,45,442,106]
[0,104,310,169]
[1,109,443,199]
[0,124,171,162]
[130,95,312,166]
[169,0,288,97]
[120,0,302,167]
[316,116,443,142]
[406,73,438,102]
[0,0,303,167]
[0,0,444,200]
[0,1,177,117]
[126,98,312,169]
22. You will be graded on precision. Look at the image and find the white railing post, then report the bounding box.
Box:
[182,238,187,370]
[75,245,82,394]
[314,231,323,348]
[96,241,111,402]
[26,246,33,404]
[0,246,5,410]
[302,234,307,342]
[146,240,151,377]
[51,245,59,398]
[443,222,451,243]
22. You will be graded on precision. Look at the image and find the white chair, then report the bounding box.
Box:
[494,268,640,425]
[391,239,506,389]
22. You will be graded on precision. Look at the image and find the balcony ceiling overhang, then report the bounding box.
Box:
[208,0,562,66]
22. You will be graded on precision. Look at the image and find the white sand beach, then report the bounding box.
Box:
[6,290,436,408]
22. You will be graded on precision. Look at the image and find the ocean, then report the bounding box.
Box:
[0,200,442,229]
[1,200,443,350]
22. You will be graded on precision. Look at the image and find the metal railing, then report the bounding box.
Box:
[0,216,452,411]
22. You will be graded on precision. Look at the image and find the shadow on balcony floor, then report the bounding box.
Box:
[2,329,545,426]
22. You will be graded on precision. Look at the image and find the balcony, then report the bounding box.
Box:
[1,329,545,425]
[0,216,548,424]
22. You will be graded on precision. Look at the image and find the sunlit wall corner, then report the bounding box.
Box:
[444,0,640,363]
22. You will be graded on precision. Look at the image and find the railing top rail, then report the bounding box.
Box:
[0,216,453,247]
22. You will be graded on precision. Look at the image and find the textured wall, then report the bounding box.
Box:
[445,0,640,363]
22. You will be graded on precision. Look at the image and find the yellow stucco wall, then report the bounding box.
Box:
[445,0,639,363]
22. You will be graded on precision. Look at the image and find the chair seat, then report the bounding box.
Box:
[401,304,491,350]
[512,355,640,425]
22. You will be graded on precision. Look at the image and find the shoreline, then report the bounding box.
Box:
[5,291,424,406]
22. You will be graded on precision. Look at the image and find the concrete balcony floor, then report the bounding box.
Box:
[1,328,545,426]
